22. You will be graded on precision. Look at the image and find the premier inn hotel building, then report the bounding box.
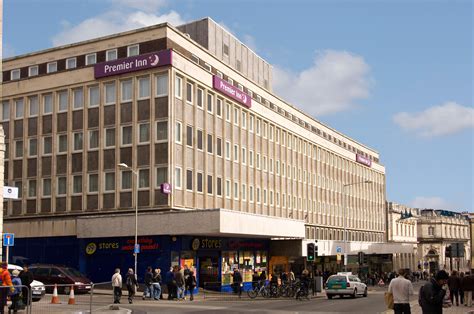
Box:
[1,18,396,284]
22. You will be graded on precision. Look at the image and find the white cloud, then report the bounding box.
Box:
[52,5,184,46]
[410,196,454,210]
[242,34,258,52]
[393,101,474,137]
[109,0,168,11]
[273,50,372,117]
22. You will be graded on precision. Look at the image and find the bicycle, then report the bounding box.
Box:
[247,281,270,299]
[295,281,310,301]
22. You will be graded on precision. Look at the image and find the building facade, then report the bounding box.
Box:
[1,18,387,283]
[417,209,471,273]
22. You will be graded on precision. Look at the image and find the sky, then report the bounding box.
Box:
[3,0,473,213]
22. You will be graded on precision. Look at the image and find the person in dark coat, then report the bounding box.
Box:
[419,270,449,314]
[185,271,197,301]
[125,268,138,304]
[461,271,474,307]
[448,270,461,306]
[165,267,176,300]
[232,268,243,298]
[143,266,154,300]
[18,265,33,306]
[459,272,465,305]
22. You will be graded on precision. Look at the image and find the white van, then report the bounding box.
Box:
[8,264,46,302]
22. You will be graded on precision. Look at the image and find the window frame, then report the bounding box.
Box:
[11,69,20,80]
[47,62,57,73]
[127,44,140,57]
[106,49,118,61]
[28,66,39,77]
[66,57,77,69]
[85,53,97,65]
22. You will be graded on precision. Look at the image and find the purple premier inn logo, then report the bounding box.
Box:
[213,76,252,108]
[94,50,172,78]
[356,154,372,167]
[161,183,172,194]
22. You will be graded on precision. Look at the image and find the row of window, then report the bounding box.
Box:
[306,227,383,242]
[9,44,140,80]
[1,73,168,120]
[8,121,167,158]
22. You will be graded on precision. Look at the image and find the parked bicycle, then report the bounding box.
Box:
[247,281,270,299]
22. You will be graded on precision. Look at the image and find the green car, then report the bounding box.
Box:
[325,274,368,299]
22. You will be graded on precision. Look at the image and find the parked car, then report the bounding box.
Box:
[8,264,46,302]
[325,273,368,299]
[29,264,92,294]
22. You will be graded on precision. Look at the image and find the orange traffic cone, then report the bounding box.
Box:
[68,285,75,305]
[51,284,60,304]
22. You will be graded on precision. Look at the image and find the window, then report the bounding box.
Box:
[156,74,168,96]
[249,186,254,202]
[175,76,182,99]
[228,77,233,85]
[88,86,99,107]
[197,88,204,108]
[216,138,222,157]
[256,153,261,169]
[28,138,37,156]
[186,82,193,104]
[138,76,150,99]
[105,128,115,147]
[186,170,193,191]
[186,126,193,147]
[1,101,10,121]
[174,167,182,189]
[127,44,139,56]
[233,107,239,125]
[263,156,267,171]
[43,179,51,196]
[105,173,115,191]
[73,88,83,109]
[197,130,203,150]
[139,123,150,143]
[47,62,57,73]
[29,96,38,116]
[225,141,231,160]
[263,122,268,138]
[73,132,83,151]
[256,119,261,135]
[241,112,247,129]
[225,180,231,198]
[242,147,247,165]
[204,63,211,72]
[191,54,199,63]
[256,187,261,204]
[156,167,167,187]
[122,126,132,145]
[15,141,23,158]
[73,175,82,194]
[207,94,213,113]
[197,172,203,193]
[58,134,67,153]
[11,69,20,80]
[121,80,132,102]
[57,177,67,195]
[216,177,222,196]
[88,174,98,193]
[156,121,167,142]
[139,169,149,188]
[207,175,213,194]
[28,66,38,77]
[15,99,24,118]
[175,122,182,144]
[225,103,231,121]
[428,226,435,236]
[242,184,247,201]
[66,58,77,69]
[85,53,97,65]
[106,49,118,61]
[233,144,239,162]
[233,182,239,200]
[223,43,229,56]
[43,137,52,155]
[121,171,132,190]
[89,130,99,149]
[216,71,223,79]
[105,83,116,104]
[249,150,254,167]
[207,134,213,154]
[216,98,222,117]
[58,90,68,112]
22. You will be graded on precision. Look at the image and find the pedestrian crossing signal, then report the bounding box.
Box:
[307,243,315,261]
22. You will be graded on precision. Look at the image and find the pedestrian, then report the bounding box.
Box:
[280,271,288,284]
[111,268,122,304]
[9,270,24,313]
[175,266,185,300]
[448,270,461,306]
[252,270,260,289]
[388,269,414,314]
[461,271,474,307]
[125,268,138,304]
[419,270,449,314]
[185,270,197,301]
[18,264,33,306]
[232,268,243,298]
[289,269,295,283]
[0,262,13,314]
[459,272,465,305]
[165,267,175,300]
[143,266,154,300]
[152,268,162,301]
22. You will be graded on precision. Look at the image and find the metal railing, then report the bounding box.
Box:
[0,284,32,314]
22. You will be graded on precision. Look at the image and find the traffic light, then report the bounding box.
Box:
[315,242,318,257]
[307,243,315,262]
[445,246,452,258]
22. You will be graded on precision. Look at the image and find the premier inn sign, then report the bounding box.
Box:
[213,75,252,108]
[94,49,172,78]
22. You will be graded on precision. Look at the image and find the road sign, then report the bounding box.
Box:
[3,233,14,247]
[3,186,18,199]
[336,246,342,253]
[134,244,140,254]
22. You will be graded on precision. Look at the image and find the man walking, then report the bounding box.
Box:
[143,266,154,300]
[461,271,474,307]
[18,264,33,306]
[388,269,414,314]
[232,268,243,298]
[111,268,122,304]
[448,270,461,306]
[419,270,449,314]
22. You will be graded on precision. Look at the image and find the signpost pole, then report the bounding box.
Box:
[5,246,8,264]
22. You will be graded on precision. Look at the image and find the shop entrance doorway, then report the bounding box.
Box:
[198,252,219,289]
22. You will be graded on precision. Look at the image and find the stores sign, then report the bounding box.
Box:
[94,50,172,78]
[213,76,252,108]
[356,154,372,167]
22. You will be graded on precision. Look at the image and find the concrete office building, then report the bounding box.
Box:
[1,18,387,284]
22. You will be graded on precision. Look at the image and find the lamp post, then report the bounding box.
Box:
[343,180,372,272]
[118,163,139,277]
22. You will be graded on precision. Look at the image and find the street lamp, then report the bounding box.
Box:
[343,180,372,272]
[118,163,139,277]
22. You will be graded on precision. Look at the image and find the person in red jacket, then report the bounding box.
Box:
[0,262,13,314]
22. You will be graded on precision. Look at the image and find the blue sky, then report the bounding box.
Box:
[3,0,473,212]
